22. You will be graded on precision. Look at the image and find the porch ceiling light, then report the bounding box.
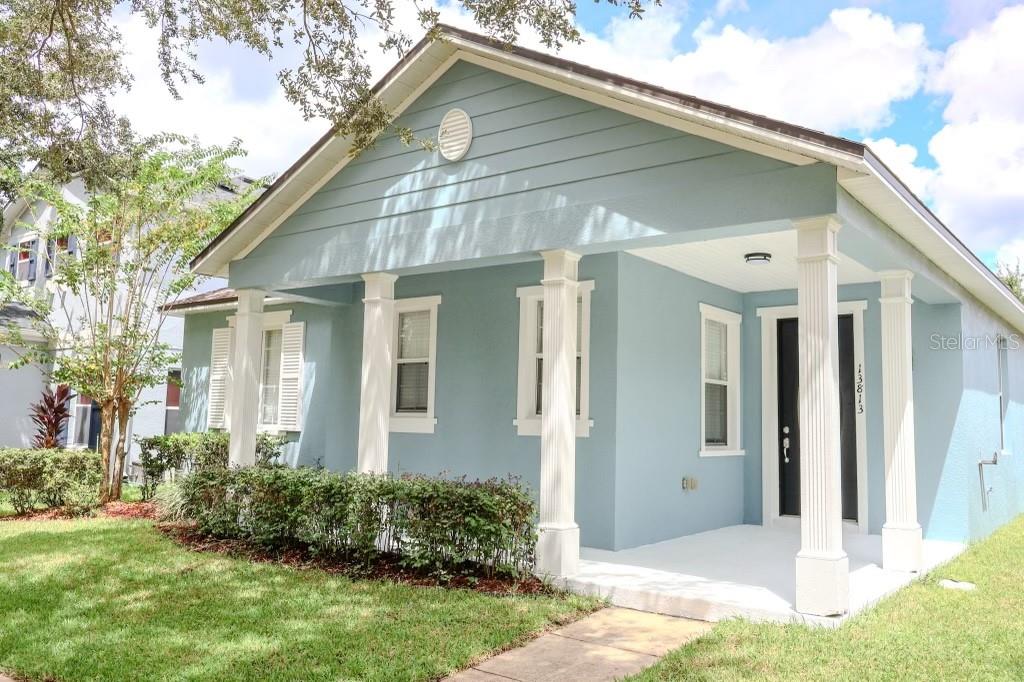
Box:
[744,252,772,265]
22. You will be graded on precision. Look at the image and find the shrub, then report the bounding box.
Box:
[136,431,284,500]
[178,468,537,578]
[0,449,102,515]
[153,483,189,521]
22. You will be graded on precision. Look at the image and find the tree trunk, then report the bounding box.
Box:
[98,402,116,503]
[111,399,131,501]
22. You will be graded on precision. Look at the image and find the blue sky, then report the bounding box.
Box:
[113,0,1024,268]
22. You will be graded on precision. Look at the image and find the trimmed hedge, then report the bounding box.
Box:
[0,448,103,515]
[178,467,537,578]
[137,432,283,500]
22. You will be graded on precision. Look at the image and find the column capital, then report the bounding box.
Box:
[362,272,398,301]
[234,288,265,314]
[540,249,581,282]
[794,215,841,263]
[879,270,914,304]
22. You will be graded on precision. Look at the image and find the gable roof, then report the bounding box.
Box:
[192,24,1024,333]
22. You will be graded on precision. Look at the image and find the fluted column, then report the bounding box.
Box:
[880,270,923,572]
[794,216,849,616]
[536,249,580,577]
[229,288,264,468]
[357,273,397,474]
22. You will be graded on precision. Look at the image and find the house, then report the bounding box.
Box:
[171,26,1024,622]
[0,177,233,468]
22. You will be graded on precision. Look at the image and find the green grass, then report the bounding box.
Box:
[632,514,1024,681]
[0,519,599,681]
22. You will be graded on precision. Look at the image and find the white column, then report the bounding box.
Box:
[536,249,580,578]
[229,288,264,468]
[357,272,397,474]
[794,216,849,616]
[879,270,923,572]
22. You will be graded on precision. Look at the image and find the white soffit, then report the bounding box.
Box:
[628,231,877,293]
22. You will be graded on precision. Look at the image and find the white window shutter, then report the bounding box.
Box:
[207,327,233,429]
[278,321,305,431]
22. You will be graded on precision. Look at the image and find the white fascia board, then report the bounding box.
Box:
[840,163,1024,334]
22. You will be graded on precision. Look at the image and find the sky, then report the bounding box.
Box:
[112,0,1024,269]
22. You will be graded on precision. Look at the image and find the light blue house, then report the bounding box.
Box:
[172,26,1024,621]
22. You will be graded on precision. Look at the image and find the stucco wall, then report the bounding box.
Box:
[613,253,746,549]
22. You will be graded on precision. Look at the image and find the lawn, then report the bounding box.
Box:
[0,517,599,681]
[632,514,1024,681]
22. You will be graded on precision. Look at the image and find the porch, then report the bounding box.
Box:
[567,524,965,627]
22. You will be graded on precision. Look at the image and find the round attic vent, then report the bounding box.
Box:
[438,108,473,161]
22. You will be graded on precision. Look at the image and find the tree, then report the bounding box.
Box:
[2,0,652,188]
[0,136,260,501]
[998,261,1024,302]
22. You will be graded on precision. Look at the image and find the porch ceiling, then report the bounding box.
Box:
[627,231,877,293]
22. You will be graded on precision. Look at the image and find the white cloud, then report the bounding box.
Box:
[997,239,1024,268]
[863,137,936,199]
[922,5,1024,253]
[553,8,935,134]
[714,0,749,18]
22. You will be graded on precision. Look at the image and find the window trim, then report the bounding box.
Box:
[390,295,441,434]
[514,281,595,438]
[228,309,293,434]
[699,302,744,457]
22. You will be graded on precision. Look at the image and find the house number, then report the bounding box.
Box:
[856,363,865,415]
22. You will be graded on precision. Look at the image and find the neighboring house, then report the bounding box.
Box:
[0,303,49,447]
[0,177,237,473]
[171,26,1024,620]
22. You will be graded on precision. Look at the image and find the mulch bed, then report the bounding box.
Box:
[157,522,551,596]
[102,501,158,520]
[1,500,158,522]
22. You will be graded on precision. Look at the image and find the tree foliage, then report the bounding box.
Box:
[1,0,654,188]
[0,136,261,501]
[997,261,1024,303]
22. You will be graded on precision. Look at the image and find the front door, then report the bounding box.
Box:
[777,315,857,521]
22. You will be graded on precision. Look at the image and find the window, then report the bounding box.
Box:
[71,393,95,448]
[998,335,1009,452]
[515,281,594,437]
[7,239,37,282]
[207,310,305,432]
[700,303,743,456]
[164,370,182,434]
[259,328,283,426]
[390,296,441,433]
[44,236,74,278]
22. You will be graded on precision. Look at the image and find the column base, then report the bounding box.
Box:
[535,523,580,578]
[882,523,923,573]
[795,551,849,616]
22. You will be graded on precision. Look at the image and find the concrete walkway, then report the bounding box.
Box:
[447,607,711,681]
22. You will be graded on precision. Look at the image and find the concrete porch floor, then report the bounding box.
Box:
[563,524,965,627]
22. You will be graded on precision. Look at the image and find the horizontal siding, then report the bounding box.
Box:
[237,59,836,286]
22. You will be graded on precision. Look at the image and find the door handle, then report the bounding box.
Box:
[782,426,790,464]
